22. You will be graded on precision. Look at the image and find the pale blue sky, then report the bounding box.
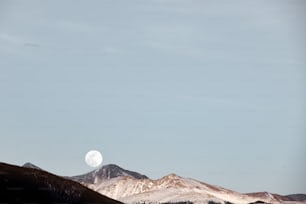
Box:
[0,0,305,194]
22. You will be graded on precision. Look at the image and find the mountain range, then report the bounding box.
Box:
[69,164,305,204]
[1,162,305,204]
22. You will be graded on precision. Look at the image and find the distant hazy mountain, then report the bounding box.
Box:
[22,162,42,170]
[0,162,121,204]
[286,194,306,202]
[245,192,292,202]
[70,164,148,184]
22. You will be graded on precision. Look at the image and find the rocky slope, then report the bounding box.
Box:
[82,173,280,204]
[71,165,305,204]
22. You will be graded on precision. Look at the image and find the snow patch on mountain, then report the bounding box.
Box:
[84,173,283,204]
[71,164,148,184]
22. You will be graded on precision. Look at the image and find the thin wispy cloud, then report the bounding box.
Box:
[23,42,40,48]
[0,32,39,47]
[55,20,95,33]
[0,32,24,44]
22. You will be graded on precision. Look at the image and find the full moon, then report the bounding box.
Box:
[85,150,103,168]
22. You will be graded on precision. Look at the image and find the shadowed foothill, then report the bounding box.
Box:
[0,162,122,204]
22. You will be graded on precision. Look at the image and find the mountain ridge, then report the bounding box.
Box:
[20,162,306,204]
[72,165,306,204]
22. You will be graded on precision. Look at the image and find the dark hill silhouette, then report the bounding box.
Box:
[0,162,122,204]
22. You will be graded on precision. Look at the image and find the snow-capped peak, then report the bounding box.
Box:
[161,173,181,179]
[70,164,148,184]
